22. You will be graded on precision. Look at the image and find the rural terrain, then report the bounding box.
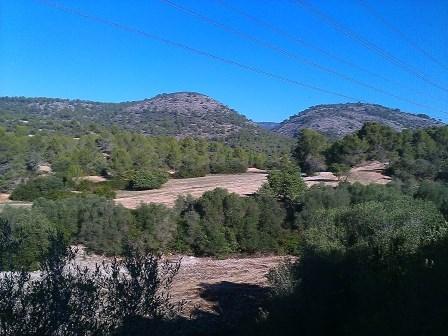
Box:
[1,94,442,140]
[0,163,391,210]
[1,92,447,336]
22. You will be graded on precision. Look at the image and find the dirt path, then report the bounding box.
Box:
[115,171,268,209]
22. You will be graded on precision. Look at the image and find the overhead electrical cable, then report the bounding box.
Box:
[357,0,448,71]
[215,0,441,101]
[34,0,361,101]
[35,0,447,116]
[294,0,448,95]
[159,0,443,112]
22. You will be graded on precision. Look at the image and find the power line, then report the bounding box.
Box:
[34,0,360,102]
[34,0,447,117]
[215,0,442,102]
[357,0,448,71]
[215,0,395,87]
[294,0,448,95]
[159,0,442,112]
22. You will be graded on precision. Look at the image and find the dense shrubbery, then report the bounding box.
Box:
[0,237,184,335]
[10,176,69,201]
[0,126,289,193]
[5,165,448,271]
[1,183,302,270]
[242,183,448,336]
[294,123,448,183]
[127,170,169,190]
[75,180,117,199]
[2,155,448,334]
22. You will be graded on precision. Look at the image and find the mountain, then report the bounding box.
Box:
[0,92,260,138]
[256,122,280,130]
[273,103,443,138]
[0,93,295,159]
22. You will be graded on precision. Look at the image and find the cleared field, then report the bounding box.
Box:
[304,161,391,187]
[70,248,287,315]
[115,170,268,209]
[115,162,390,209]
[171,255,288,314]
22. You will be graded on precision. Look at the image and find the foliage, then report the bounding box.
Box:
[267,163,306,203]
[0,236,184,335]
[127,170,169,191]
[0,207,55,270]
[294,129,328,175]
[244,189,448,336]
[291,123,448,183]
[10,176,69,201]
[174,188,294,256]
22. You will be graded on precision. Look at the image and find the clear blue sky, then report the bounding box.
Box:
[1,0,447,122]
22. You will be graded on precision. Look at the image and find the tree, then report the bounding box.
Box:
[328,163,350,182]
[294,129,328,175]
[268,164,306,203]
[0,207,54,270]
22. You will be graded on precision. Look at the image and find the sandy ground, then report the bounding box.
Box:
[76,175,108,183]
[115,162,390,209]
[31,247,288,315]
[0,162,390,211]
[170,255,288,314]
[304,161,391,187]
[115,171,268,209]
[0,193,10,204]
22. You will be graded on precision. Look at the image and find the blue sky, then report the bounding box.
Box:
[1,0,447,122]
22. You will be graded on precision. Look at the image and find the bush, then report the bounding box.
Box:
[0,208,55,270]
[10,176,70,201]
[0,237,184,335]
[76,180,116,199]
[127,170,168,191]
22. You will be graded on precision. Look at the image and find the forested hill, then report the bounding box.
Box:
[0,92,263,138]
[273,103,443,138]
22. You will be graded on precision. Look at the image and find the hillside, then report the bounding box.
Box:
[257,122,280,130]
[0,92,260,138]
[273,103,443,138]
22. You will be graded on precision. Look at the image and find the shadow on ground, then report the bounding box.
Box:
[116,281,269,336]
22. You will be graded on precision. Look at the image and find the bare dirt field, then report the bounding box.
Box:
[0,193,10,204]
[170,255,288,314]
[0,193,33,213]
[115,162,391,209]
[115,170,268,209]
[304,161,391,187]
[65,248,288,315]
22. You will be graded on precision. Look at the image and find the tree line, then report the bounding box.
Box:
[0,125,289,195]
[295,123,448,183]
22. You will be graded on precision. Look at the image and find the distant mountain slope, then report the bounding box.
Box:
[256,122,280,130]
[0,92,259,138]
[273,103,443,138]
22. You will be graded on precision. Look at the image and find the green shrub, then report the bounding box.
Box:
[10,176,70,201]
[76,180,116,199]
[127,170,168,191]
[0,207,55,270]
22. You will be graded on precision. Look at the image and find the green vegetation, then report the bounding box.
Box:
[10,176,69,201]
[0,126,291,193]
[1,116,448,334]
[247,190,448,336]
[127,170,169,191]
[294,123,448,184]
[0,238,183,335]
